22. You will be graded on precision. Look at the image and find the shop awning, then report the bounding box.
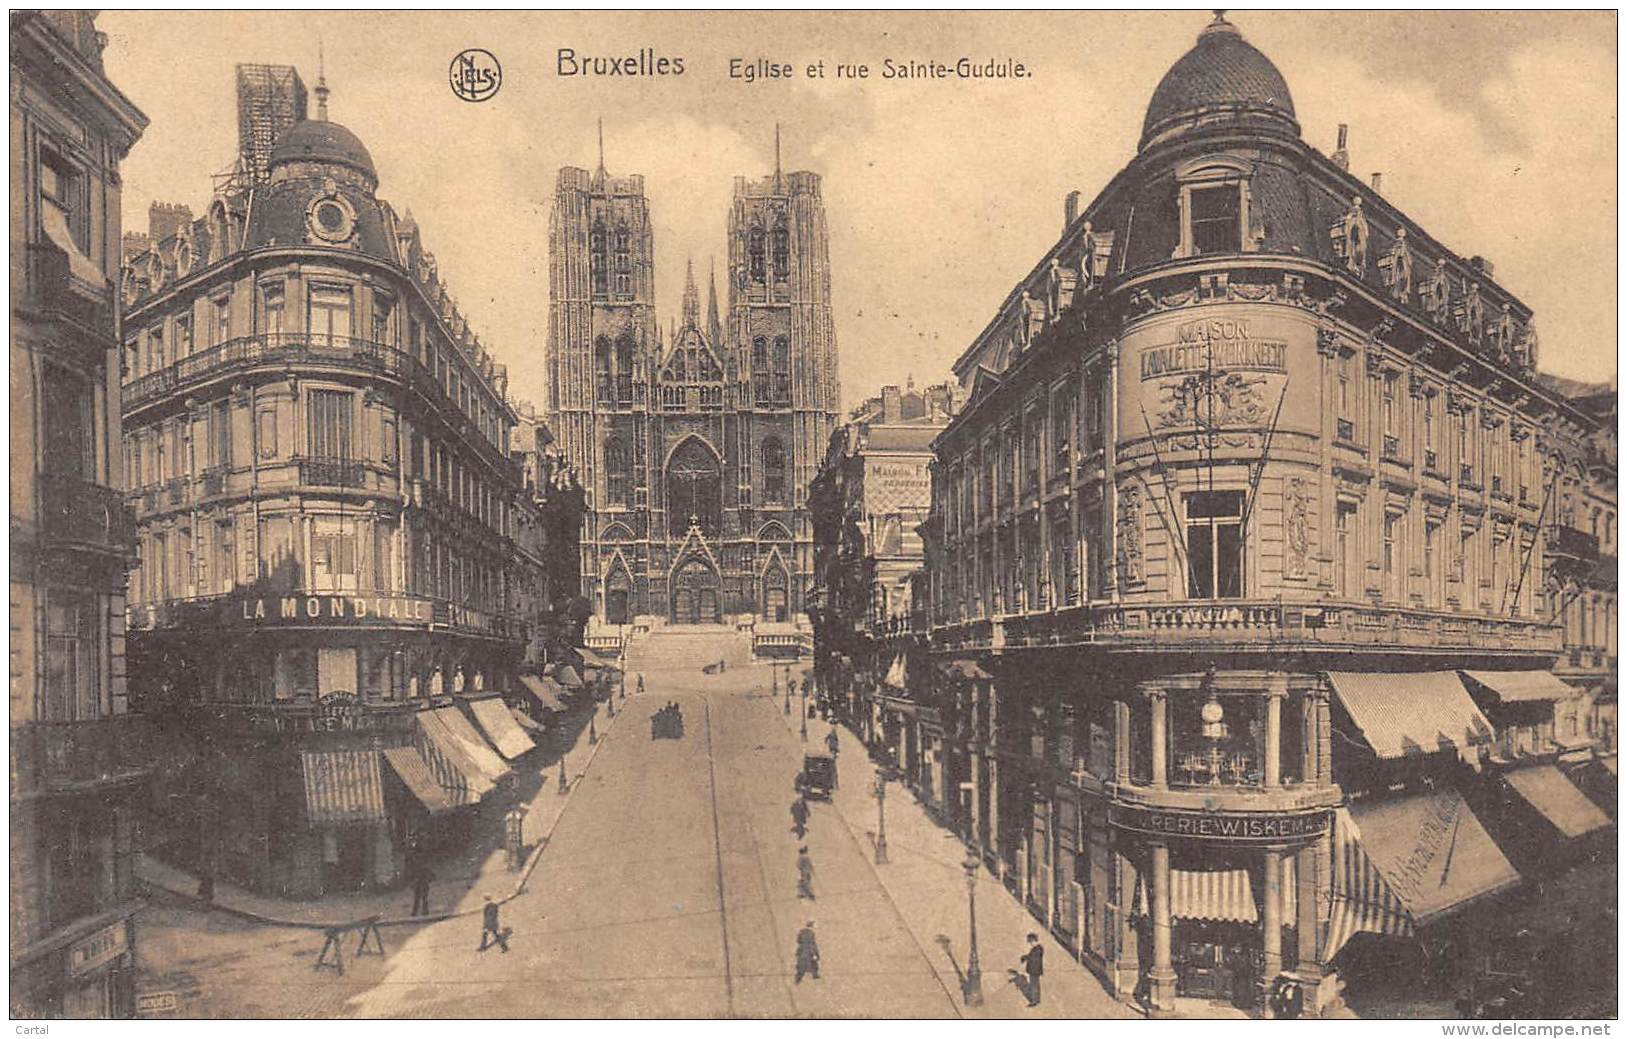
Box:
[1461,670,1576,704]
[580,646,621,666]
[1602,757,1618,776]
[1346,790,1520,926]
[554,664,584,689]
[519,674,568,712]
[467,697,536,761]
[381,747,455,815]
[1324,806,1417,961]
[1325,672,1495,761]
[434,707,509,783]
[1133,865,1290,925]
[1504,764,1610,838]
[300,751,386,828]
[937,659,992,681]
[414,710,495,805]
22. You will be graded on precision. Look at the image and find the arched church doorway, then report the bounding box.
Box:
[762,566,788,623]
[667,438,722,538]
[671,559,721,625]
[605,565,633,626]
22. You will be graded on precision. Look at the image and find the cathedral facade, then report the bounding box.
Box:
[547,156,839,626]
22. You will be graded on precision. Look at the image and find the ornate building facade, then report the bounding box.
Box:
[547,150,839,627]
[118,71,542,900]
[916,15,1612,1017]
[10,11,149,1018]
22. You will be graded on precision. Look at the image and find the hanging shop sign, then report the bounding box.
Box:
[67,920,128,976]
[1110,804,1330,842]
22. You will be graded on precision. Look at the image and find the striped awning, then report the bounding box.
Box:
[434,707,508,783]
[510,705,545,733]
[468,697,536,760]
[519,674,569,712]
[1325,671,1495,761]
[414,710,495,806]
[554,664,584,689]
[580,646,621,666]
[381,746,455,814]
[1461,670,1576,704]
[1133,862,1296,924]
[1346,791,1520,926]
[300,751,386,828]
[1505,764,1610,838]
[1324,806,1416,962]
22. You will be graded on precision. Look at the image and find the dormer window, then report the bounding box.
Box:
[1174,155,1253,259]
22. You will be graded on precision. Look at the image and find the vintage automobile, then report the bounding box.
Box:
[801,753,837,799]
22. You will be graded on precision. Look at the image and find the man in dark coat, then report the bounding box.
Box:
[825,729,840,757]
[478,894,509,953]
[411,861,433,916]
[1020,933,1044,1007]
[794,920,820,983]
[797,846,816,900]
[790,796,809,840]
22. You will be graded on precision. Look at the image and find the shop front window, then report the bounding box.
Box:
[1170,692,1264,788]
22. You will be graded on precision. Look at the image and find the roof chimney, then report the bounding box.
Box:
[881,385,902,425]
[1064,190,1081,229]
[1370,172,1383,192]
[1332,123,1349,170]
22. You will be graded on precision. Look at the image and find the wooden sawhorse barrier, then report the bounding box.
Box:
[313,914,386,975]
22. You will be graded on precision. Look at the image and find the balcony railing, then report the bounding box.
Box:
[24,240,113,332]
[37,471,136,554]
[936,598,1562,655]
[1547,524,1601,563]
[12,714,155,794]
[298,456,367,488]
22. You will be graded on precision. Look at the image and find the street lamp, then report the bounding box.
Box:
[783,665,791,715]
[962,845,984,1006]
[558,753,568,793]
[799,680,808,741]
[873,769,890,864]
[588,705,598,744]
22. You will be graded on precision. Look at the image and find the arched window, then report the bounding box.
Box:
[615,224,630,270]
[667,438,722,537]
[604,437,632,506]
[748,227,767,282]
[594,335,613,403]
[615,334,636,403]
[763,437,787,504]
[769,336,791,404]
[773,223,790,279]
[752,336,769,369]
[590,219,608,297]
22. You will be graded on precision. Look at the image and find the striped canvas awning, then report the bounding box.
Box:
[381,746,455,814]
[1134,864,1295,925]
[1505,764,1610,838]
[468,698,536,761]
[434,707,508,783]
[1346,791,1520,926]
[300,751,386,828]
[1324,806,1417,961]
[1461,670,1576,704]
[1325,672,1495,761]
[414,710,495,806]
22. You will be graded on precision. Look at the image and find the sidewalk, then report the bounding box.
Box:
[773,690,1138,1019]
[137,690,636,931]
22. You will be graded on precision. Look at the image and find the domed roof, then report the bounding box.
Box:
[268,119,377,181]
[1140,15,1297,151]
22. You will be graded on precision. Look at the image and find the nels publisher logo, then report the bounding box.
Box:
[450,49,502,102]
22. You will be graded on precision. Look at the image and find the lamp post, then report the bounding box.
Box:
[558,753,568,793]
[588,706,598,744]
[963,845,984,1006]
[799,680,808,741]
[783,665,791,715]
[873,769,890,864]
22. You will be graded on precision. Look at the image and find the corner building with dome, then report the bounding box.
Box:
[546,151,840,629]
[117,68,545,899]
[915,15,1613,1016]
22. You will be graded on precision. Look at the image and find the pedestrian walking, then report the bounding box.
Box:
[411,863,433,916]
[825,729,840,757]
[478,894,510,953]
[790,796,809,839]
[1020,933,1044,1007]
[794,921,821,983]
[797,846,815,900]
[636,673,645,695]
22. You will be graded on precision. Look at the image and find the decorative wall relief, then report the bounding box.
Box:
[1380,226,1413,300]
[1517,320,1539,371]
[1489,302,1516,361]
[1155,372,1268,428]
[1284,477,1311,579]
[1116,483,1143,586]
[1420,259,1451,325]
[1459,281,1484,343]
[1338,195,1370,276]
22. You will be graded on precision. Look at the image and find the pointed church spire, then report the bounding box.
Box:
[596,116,606,174]
[706,257,722,346]
[315,42,330,120]
[774,122,783,193]
[682,258,700,329]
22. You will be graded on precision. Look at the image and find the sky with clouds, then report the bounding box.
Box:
[100,10,1616,413]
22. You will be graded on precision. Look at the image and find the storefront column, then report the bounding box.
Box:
[1148,841,1177,1013]
[1262,849,1283,992]
[1114,699,1131,785]
[1300,691,1317,783]
[1264,678,1285,788]
[1315,688,1334,787]
[1148,687,1168,790]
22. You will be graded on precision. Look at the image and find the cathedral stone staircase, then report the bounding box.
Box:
[622,625,757,678]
